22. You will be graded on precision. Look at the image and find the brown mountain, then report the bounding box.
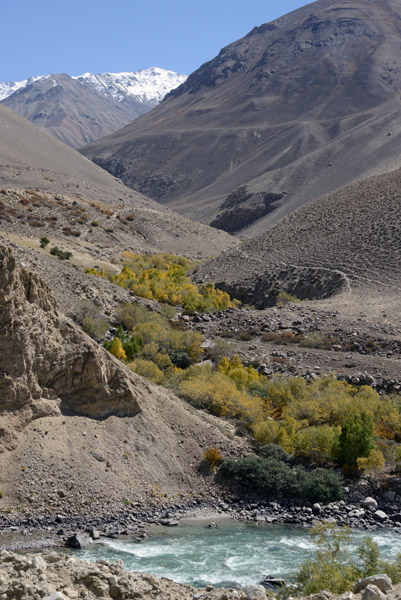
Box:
[81,0,401,236]
[0,103,236,261]
[1,73,151,149]
[194,167,401,308]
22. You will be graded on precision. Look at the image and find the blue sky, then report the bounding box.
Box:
[2,0,309,81]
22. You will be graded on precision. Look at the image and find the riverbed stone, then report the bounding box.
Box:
[361,585,387,600]
[65,533,92,549]
[353,575,393,594]
[373,510,388,521]
[390,514,401,523]
[244,584,267,599]
[89,528,100,539]
[31,555,47,570]
[383,491,396,502]
[160,518,179,526]
[339,593,354,600]
[307,592,335,600]
[361,497,378,510]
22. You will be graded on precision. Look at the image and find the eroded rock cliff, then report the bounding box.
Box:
[0,243,142,449]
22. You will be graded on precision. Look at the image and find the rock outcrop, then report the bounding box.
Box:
[0,244,143,449]
[0,550,259,600]
[0,243,248,512]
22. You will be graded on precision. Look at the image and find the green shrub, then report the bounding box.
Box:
[219,456,343,502]
[40,236,50,248]
[117,303,144,330]
[49,246,72,260]
[257,443,292,463]
[297,523,360,594]
[337,411,376,469]
[129,359,165,385]
[105,304,205,379]
[297,522,401,595]
[122,336,141,360]
[82,316,110,341]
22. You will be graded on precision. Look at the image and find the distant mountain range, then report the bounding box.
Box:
[81,0,401,236]
[0,68,187,148]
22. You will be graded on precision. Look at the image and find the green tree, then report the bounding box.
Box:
[298,523,401,594]
[297,522,359,594]
[337,411,376,468]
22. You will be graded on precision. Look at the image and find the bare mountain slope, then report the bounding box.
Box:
[1,73,151,148]
[194,167,401,307]
[0,104,236,259]
[0,243,246,513]
[81,0,401,235]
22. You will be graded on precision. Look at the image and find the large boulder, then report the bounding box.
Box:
[243,585,267,600]
[373,511,388,521]
[65,533,92,549]
[361,497,378,511]
[353,575,393,594]
[361,585,387,600]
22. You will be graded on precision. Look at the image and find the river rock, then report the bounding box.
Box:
[89,528,100,539]
[361,497,378,510]
[243,584,267,599]
[160,518,179,526]
[361,585,387,600]
[373,510,388,521]
[353,575,393,594]
[65,533,92,549]
[307,592,335,600]
[43,594,68,600]
[390,514,401,523]
[31,556,47,570]
[260,575,285,588]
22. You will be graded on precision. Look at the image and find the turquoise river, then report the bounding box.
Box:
[76,520,401,589]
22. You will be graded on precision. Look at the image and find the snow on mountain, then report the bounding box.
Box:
[0,68,187,105]
[73,67,187,105]
[0,75,50,101]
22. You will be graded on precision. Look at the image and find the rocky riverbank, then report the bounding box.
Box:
[1,490,401,554]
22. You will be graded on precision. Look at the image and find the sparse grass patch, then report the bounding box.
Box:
[276,291,301,305]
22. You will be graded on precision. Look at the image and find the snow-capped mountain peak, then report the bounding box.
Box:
[0,75,51,101]
[0,67,186,105]
[73,67,187,105]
